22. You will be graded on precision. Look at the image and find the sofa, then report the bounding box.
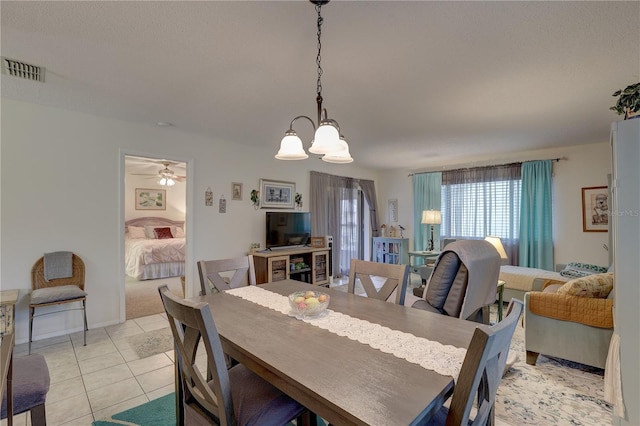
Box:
[524,273,614,369]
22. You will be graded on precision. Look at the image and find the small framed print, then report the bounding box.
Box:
[582,186,609,232]
[135,188,166,210]
[232,182,243,201]
[310,237,325,248]
[388,199,398,223]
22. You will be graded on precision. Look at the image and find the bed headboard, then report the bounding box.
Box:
[125,217,185,231]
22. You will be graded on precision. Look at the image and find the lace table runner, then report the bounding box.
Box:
[226,286,466,378]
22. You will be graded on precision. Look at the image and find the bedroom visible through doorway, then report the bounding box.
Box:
[124,155,187,319]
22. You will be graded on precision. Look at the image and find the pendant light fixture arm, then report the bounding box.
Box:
[286,115,316,135]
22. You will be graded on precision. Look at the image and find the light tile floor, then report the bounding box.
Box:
[3,313,176,426]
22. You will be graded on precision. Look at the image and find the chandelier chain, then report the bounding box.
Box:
[316,3,323,98]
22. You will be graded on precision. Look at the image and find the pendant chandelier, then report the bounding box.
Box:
[275,0,353,164]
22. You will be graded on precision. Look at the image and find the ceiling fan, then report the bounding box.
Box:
[130,160,186,186]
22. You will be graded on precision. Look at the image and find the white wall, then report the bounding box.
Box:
[1,99,378,343]
[377,143,611,267]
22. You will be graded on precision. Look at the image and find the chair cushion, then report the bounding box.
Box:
[227,364,304,426]
[425,252,461,312]
[1,354,50,418]
[30,285,86,305]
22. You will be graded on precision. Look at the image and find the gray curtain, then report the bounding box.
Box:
[310,171,378,277]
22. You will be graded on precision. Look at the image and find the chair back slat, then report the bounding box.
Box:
[158,285,235,425]
[31,254,85,290]
[348,259,409,305]
[197,256,256,295]
[446,298,524,425]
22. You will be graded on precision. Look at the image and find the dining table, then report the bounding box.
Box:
[189,279,481,425]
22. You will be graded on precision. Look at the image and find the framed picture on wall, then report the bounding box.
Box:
[581,186,608,232]
[259,179,295,209]
[232,182,243,200]
[135,188,166,210]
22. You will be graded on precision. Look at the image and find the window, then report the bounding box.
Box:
[440,163,522,248]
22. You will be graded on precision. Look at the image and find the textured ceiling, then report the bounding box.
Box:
[2,1,639,170]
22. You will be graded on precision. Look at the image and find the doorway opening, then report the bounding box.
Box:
[123,155,187,319]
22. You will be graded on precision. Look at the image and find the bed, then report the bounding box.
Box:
[125,217,186,280]
[499,265,570,301]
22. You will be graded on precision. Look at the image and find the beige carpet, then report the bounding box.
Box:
[125,276,184,319]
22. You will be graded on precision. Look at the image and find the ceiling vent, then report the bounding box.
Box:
[1,57,45,82]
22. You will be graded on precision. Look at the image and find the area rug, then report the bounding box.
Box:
[496,321,612,425]
[126,327,174,359]
[93,393,175,426]
[93,393,327,426]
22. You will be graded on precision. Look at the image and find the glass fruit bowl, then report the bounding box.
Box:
[288,290,330,318]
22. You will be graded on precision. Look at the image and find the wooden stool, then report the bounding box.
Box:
[1,354,50,425]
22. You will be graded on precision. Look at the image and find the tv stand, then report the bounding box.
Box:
[252,247,330,286]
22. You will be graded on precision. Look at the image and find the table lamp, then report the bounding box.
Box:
[485,236,508,264]
[421,210,441,252]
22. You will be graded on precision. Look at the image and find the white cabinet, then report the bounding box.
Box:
[372,237,408,264]
[610,118,639,425]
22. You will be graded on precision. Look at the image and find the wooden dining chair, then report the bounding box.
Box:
[29,252,88,354]
[427,298,524,425]
[197,255,256,295]
[158,285,312,426]
[348,259,410,305]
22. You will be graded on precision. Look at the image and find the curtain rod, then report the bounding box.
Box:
[407,157,567,177]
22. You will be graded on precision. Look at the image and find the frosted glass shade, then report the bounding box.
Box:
[421,210,441,225]
[322,138,353,163]
[275,134,309,160]
[309,123,341,154]
[159,177,175,186]
[485,236,508,260]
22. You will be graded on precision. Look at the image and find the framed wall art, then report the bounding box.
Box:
[581,186,608,232]
[259,179,295,209]
[310,237,326,248]
[135,188,166,210]
[232,182,243,200]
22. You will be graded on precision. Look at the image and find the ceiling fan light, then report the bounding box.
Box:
[309,123,341,154]
[159,177,167,185]
[275,133,309,160]
[166,178,176,186]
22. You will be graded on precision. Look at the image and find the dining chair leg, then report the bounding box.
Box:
[29,306,34,354]
[82,300,87,346]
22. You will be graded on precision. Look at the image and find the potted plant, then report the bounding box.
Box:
[610,82,640,120]
[250,189,260,209]
[295,193,303,210]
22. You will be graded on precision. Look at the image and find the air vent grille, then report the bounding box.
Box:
[2,57,45,82]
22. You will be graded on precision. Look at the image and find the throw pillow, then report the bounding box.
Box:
[154,227,174,239]
[174,227,185,238]
[127,226,146,239]
[560,262,609,278]
[557,273,614,298]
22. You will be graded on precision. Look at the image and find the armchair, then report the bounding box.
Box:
[524,274,614,369]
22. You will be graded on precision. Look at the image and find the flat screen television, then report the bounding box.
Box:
[266,212,311,249]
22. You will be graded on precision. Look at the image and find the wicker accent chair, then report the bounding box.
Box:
[158,285,312,426]
[29,253,87,354]
[197,255,256,295]
[426,299,524,425]
[348,259,410,305]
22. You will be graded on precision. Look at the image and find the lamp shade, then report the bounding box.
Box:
[485,236,508,260]
[275,134,309,160]
[322,138,354,163]
[309,123,341,154]
[421,210,442,225]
